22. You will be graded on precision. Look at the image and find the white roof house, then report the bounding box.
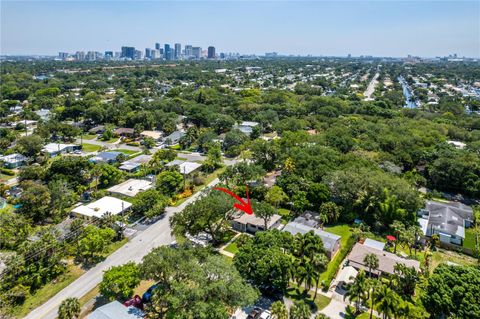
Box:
[107,179,153,197]
[43,143,79,156]
[71,196,132,219]
[119,155,152,172]
[363,238,386,251]
[167,160,202,175]
[1,153,27,166]
[178,161,202,175]
[88,301,144,319]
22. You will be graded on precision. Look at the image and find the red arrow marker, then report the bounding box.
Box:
[214,185,253,215]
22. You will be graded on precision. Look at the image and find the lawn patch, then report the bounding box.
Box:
[81,143,102,153]
[224,241,239,255]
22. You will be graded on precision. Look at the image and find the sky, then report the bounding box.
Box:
[1,0,479,57]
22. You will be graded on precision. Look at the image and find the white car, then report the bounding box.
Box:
[259,310,271,319]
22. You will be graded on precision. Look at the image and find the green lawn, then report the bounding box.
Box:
[115,149,140,156]
[224,241,239,254]
[286,283,331,311]
[81,134,97,140]
[81,143,102,152]
[100,137,119,143]
[9,264,85,317]
[463,228,477,251]
[319,224,355,287]
[278,208,292,224]
[0,173,16,183]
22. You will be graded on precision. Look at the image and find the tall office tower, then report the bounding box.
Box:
[184,45,193,57]
[174,43,181,59]
[192,47,202,59]
[75,51,85,61]
[145,48,152,59]
[159,48,164,55]
[86,51,97,61]
[151,49,160,59]
[207,46,216,59]
[58,52,69,60]
[164,44,171,60]
[135,50,143,60]
[220,52,225,59]
[121,46,136,59]
[104,51,113,58]
[155,43,161,50]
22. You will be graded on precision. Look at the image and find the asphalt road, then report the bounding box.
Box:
[24,178,221,319]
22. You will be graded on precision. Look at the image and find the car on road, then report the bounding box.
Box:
[259,310,271,319]
[246,307,263,319]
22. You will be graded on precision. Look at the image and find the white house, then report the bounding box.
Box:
[107,179,154,197]
[0,153,27,168]
[43,143,80,157]
[71,196,132,219]
[418,200,473,246]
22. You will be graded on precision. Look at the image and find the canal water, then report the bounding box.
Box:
[398,76,418,108]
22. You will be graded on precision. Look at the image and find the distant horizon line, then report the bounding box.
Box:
[1,53,479,60]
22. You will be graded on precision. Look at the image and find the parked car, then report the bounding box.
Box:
[247,307,263,319]
[260,310,271,319]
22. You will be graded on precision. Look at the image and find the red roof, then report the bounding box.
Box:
[386,235,396,241]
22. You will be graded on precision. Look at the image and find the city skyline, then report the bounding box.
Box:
[1,1,479,58]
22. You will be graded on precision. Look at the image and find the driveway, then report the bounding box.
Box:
[320,299,349,319]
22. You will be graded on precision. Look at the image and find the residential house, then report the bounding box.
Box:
[89,125,105,134]
[43,143,80,157]
[233,121,259,136]
[114,127,135,137]
[418,200,473,246]
[163,131,185,146]
[347,242,420,277]
[230,211,282,234]
[34,109,51,121]
[119,155,152,172]
[88,301,144,319]
[283,221,341,259]
[0,153,27,168]
[166,160,202,176]
[107,179,154,197]
[71,196,132,219]
[140,130,163,141]
[90,151,123,164]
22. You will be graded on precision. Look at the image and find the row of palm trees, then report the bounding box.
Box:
[289,231,329,299]
[345,254,426,319]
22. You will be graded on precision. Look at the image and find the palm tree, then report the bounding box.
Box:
[271,301,288,319]
[366,278,379,319]
[58,297,81,319]
[289,300,311,319]
[345,270,367,314]
[312,253,328,299]
[319,212,328,229]
[363,253,379,277]
[374,284,401,319]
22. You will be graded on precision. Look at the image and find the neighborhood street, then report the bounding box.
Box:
[24,178,222,319]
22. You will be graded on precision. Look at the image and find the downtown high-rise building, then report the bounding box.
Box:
[184,45,193,57]
[207,46,215,59]
[151,49,160,59]
[155,43,161,50]
[121,46,136,59]
[145,48,152,59]
[75,51,85,61]
[164,44,172,60]
[192,47,202,59]
[58,52,69,60]
[174,43,181,59]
